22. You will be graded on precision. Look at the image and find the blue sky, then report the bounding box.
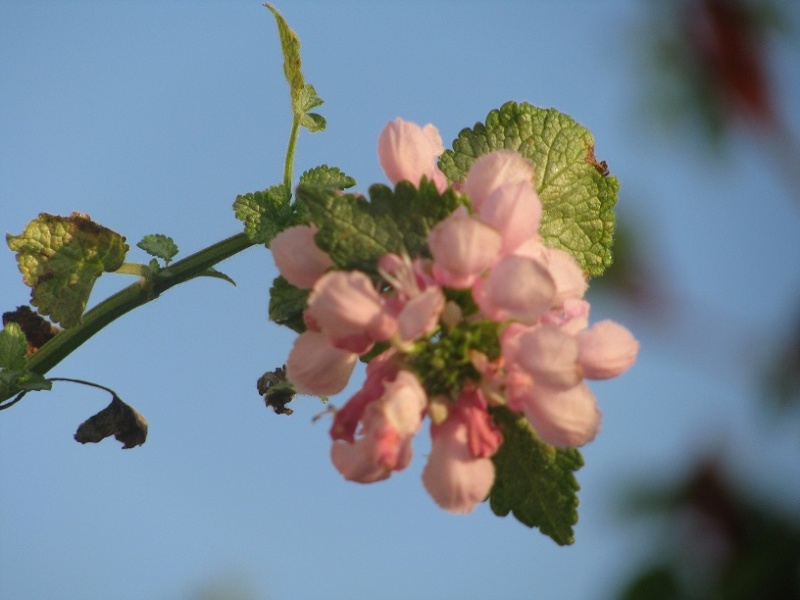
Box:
[2,2,799,599]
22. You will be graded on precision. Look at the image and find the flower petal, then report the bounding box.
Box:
[577,320,639,379]
[285,331,358,396]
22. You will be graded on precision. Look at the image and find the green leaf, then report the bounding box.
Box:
[0,322,53,399]
[299,112,327,133]
[232,184,293,245]
[489,406,584,545]
[296,178,466,273]
[266,3,304,106]
[6,213,129,328]
[294,83,324,115]
[266,4,325,132]
[0,322,27,371]
[439,101,618,276]
[268,276,309,333]
[137,234,179,264]
[197,267,236,286]
[299,165,356,189]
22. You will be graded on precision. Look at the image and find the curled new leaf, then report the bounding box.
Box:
[266,3,325,132]
[74,395,148,449]
[6,213,129,328]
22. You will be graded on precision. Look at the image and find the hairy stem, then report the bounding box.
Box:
[3,232,254,401]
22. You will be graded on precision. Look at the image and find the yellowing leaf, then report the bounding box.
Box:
[6,213,129,328]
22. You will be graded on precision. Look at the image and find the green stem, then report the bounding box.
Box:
[283,115,300,192]
[15,232,254,394]
[114,263,152,277]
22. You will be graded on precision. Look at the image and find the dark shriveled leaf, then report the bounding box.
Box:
[74,396,148,449]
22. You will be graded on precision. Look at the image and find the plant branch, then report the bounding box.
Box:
[1,232,254,403]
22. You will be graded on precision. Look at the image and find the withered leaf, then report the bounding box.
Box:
[74,395,148,449]
[2,305,61,356]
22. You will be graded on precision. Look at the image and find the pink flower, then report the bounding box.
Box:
[378,118,448,193]
[472,255,556,323]
[537,247,588,306]
[285,331,358,396]
[577,320,639,379]
[377,253,444,341]
[513,325,582,390]
[478,180,542,255]
[422,387,500,513]
[270,225,334,289]
[515,382,601,448]
[306,270,397,354]
[428,208,502,289]
[331,370,427,483]
[462,150,536,210]
[330,349,400,442]
[397,286,445,341]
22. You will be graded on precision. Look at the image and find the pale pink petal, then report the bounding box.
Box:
[331,440,391,483]
[515,325,581,390]
[472,256,556,323]
[540,298,591,335]
[577,320,639,379]
[270,225,334,289]
[462,150,536,210]
[422,417,496,514]
[307,270,397,353]
[398,286,445,341]
[478,180,542,254]
[428,209,502,289]
[521,382,601,448]
[378,118,447,192]
[541,247,588,305]
[285,331,358,396]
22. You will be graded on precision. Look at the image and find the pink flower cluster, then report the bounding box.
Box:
[271,118,639,514]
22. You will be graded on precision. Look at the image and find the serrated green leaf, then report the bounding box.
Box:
[489,406,583,545]
[300,112,326,133]
[137,234,179,264]
[6,213,129,328]
[233,184,293,245]
[439,101,618,276]
[296,178,466,273]
[0,322,53,399]
[0,322,27,371]
[295,83,324,115]
[197,267,236,286]
[299,165,356,189]
[268,276,309,333]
